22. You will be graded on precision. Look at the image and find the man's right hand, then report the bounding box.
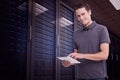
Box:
[61,60,71,67]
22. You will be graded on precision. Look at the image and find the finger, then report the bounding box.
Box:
[68,53,74,57]
[70,55,76,58]
[73,56,77,59]
[69,54,74,58]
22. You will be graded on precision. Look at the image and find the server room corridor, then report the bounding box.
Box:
[1,0,120,80]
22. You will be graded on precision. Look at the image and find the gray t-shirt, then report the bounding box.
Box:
[74,21,110,79]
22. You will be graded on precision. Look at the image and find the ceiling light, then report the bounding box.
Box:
[110,0,120,10]
[60,17,73,27]
[18,2,27,11]
[35,3,48,16]
[18,2,48,15]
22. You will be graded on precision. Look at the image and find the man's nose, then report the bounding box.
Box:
[79,15,84,19]
[79,16,83,21]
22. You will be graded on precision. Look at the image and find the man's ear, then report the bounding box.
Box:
[88,10,92,15]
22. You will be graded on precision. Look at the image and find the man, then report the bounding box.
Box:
[62,2,110,80]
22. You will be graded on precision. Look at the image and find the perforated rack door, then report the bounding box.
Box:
[59,3,75,80]
[0,0,28,80]
[30,0,56,80]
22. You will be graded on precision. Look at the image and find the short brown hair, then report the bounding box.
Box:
[75,2,91,11]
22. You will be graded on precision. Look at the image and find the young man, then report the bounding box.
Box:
[62,2,111,80]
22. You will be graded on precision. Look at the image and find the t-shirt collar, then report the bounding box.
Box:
[86,21,96,29]
[80,21,96,31]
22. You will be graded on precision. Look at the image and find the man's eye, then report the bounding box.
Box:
[81,13,84,15]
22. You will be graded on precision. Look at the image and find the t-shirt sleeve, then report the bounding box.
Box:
[100,27,111,44]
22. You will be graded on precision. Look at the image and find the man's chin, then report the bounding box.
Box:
[81,23,87,26]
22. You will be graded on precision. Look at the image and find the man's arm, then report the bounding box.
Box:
[69,43,109,61]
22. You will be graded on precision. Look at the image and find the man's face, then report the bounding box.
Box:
[75,7,91,26]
